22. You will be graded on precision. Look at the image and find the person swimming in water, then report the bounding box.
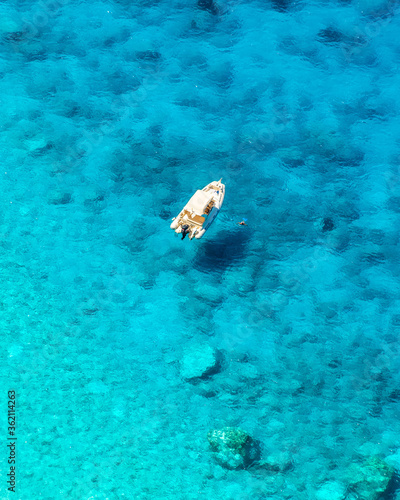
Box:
[181,224,190,240]
[237,221,247,226]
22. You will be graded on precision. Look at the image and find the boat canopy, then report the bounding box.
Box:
[184,190,213,215]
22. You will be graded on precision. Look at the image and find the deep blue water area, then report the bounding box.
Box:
[1,0,400,498]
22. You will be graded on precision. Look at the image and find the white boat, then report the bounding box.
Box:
[170,179,225,240]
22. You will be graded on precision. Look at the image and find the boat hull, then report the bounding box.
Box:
[170,179,225,240]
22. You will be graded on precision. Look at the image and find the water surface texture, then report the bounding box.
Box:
[1,0,400,498]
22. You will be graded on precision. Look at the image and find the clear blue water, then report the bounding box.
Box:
[1,0,400,498]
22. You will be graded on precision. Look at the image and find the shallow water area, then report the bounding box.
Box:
[1,0,400,498]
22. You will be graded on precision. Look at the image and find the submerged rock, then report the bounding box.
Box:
[208,427,249,453]
[180,344,220,380]
[316,480,346,500]
[257,451,293,472]
[348,457,394,500]
[207,427,259,469]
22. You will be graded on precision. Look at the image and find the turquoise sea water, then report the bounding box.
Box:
[1,0,400,498]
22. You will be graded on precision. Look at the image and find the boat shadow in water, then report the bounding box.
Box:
[193,229,251,274]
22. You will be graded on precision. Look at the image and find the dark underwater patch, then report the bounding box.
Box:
[26,51,47,61]
[48,192,72,205]
[197,0,219,15]
[360,252,386,264]
[136,50,162,61]
[193,229,251,274]
[2,31,25,43]
[271,0,292,12]
[322,217,335,232]
[107,72,141,95]
[29,142,54,157]
[317,27,345,44]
